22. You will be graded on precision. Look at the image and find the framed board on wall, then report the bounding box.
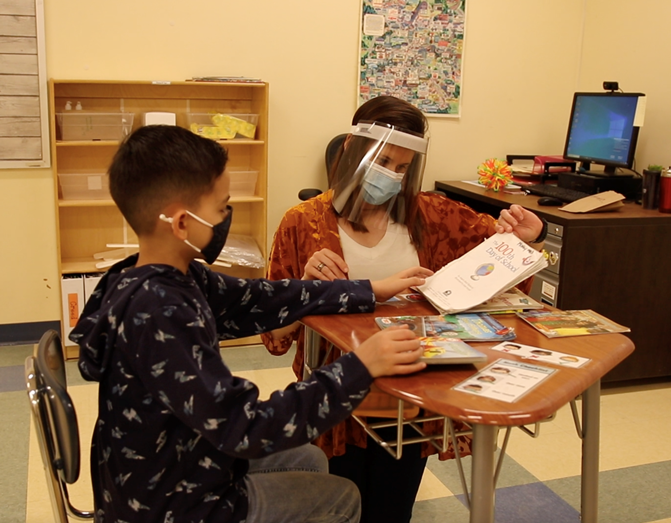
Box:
[0,0,50,168]
[358,0,466,117]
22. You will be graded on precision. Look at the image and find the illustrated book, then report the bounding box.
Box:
[468,287,543,313]
[417,232,548,314]
[375,313,516,343]
[416,336,487,364]
[516,309,630,338]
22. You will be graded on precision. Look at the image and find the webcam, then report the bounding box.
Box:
[603,81,619,91]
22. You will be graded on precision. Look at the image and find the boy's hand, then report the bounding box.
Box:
[370,266,433,302]
[354,326,426,378]
[303,248,349,281]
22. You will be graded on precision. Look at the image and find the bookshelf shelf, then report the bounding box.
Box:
[50,79,269,349]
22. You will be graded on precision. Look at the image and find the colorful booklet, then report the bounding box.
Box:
[468,287,543,313]
[417,232,547,314]
[516,309,630,338]
[417,336,487,364]
[375,313,516,342]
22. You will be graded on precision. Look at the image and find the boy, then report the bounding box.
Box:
[70,125,430,523]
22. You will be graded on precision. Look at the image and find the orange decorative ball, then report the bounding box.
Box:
[477,158,513,192]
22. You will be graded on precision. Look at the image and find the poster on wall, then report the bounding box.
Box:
[358,0,466,117]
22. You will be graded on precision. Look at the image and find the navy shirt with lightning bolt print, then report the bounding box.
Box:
[71,254,376,523]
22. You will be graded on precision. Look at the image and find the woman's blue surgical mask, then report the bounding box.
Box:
[361,162,404,205]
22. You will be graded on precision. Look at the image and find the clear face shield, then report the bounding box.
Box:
[331,121,428,229]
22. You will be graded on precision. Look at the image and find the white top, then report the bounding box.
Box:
[338,221,420,280]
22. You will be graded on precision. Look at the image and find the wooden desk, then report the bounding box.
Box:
[302,300,634,523]
[434,180,671,382]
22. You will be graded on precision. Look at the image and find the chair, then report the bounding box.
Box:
[298,133,348,201]
[24,330,93,522]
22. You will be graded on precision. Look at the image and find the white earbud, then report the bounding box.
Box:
[159,214,173,223]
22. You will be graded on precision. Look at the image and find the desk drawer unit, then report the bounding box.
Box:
[529,221,562,306]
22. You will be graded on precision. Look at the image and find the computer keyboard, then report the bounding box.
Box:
[524,184,591,203]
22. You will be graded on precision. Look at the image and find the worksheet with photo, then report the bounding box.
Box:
[452,359,556,403]
[490,341,590,368]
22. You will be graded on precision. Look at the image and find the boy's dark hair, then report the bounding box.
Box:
[109,125,228,235]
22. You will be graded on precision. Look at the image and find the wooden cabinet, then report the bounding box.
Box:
[49,80,268,349]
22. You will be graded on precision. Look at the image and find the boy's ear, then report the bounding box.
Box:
[159,209,189,240]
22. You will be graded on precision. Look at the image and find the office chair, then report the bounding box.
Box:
[25,330,94,523]
[298,133,348,201]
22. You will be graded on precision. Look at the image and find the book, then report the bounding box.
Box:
[467,287,543,313]
[187,76,263,83]
[417,232,548,314]
[516,309,631,338]
[417,336,487,364]
[375,313,516,342]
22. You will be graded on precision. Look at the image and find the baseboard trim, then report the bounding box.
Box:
[0,321,61,346]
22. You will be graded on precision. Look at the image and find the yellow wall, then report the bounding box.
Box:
[579,0,671,166]
[1,0,669,327]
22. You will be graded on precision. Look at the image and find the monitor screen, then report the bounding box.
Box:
[563,92,644,175]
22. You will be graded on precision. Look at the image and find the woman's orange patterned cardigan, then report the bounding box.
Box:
[261,190,532,459]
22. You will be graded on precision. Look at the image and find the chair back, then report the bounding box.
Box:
[298,133,348,201]
[25,329,93,522]
[325,133,348,180]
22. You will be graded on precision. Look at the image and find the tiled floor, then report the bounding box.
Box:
[3,342,671,523]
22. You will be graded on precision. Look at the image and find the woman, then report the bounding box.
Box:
[261,96,545,523]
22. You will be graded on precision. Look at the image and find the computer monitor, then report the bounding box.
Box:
[563,92,644,176]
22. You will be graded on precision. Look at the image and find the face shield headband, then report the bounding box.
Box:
[331,122,429,228]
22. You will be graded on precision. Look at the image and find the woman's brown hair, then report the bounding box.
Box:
[329,96,428,248]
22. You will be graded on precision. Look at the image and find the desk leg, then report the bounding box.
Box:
[470,424,496,523]
[303,327,323,380]
[581,380,600,523]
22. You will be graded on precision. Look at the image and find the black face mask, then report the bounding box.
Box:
[198,206,233,265]
[160,206,233,265]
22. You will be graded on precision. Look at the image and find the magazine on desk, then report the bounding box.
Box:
[375,314,512,365]
[417,233,548,315]
[468,287,543,313]
[516,309,630,338]
[416,336,487,364]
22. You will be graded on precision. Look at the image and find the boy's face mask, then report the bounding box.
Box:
[160,205,233,265]
[360,162,404,205]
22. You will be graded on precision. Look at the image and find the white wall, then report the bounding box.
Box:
[1,0,668,327]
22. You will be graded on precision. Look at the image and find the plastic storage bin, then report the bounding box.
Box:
[188,113,258,140]
[59,173,111,200]
[56,112,134,141]
[229,170,258,197]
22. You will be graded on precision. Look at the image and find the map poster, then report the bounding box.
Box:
[359,0,466,117]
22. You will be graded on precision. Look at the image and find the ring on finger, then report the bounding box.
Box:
[317,262,325,272]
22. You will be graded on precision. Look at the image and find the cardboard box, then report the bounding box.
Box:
[60,275,84,345]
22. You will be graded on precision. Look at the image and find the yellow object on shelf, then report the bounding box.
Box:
[188,113,258,140]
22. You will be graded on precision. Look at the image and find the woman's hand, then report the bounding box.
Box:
[302,248,349,281]
[370,266,433,302]
[496,204,543,244]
